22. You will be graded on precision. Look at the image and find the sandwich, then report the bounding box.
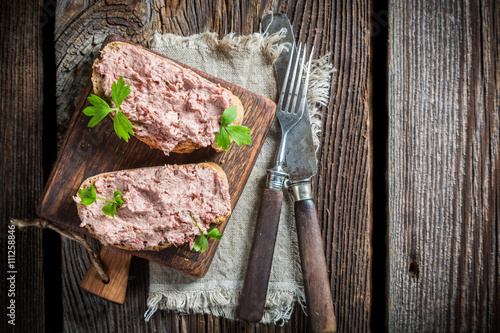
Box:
[90,41,246,154]
[73,163,231,251]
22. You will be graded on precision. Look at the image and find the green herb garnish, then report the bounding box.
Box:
[78,184,124,218]
[83,76,134,142]
[214,106,252,151]
[191,216,223,252]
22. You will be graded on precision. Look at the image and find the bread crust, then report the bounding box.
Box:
[76,162,231,251]
[91,41,245,154]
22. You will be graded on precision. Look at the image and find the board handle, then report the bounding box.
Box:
[238,188,283,322]
[79,246,132,304]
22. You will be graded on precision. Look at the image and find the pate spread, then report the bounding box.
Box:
[95,44,234,154]
[74,165,231,250]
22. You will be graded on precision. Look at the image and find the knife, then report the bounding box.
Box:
[238,14,337,332]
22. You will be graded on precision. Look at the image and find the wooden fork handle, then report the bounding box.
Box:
[238,188,283,322]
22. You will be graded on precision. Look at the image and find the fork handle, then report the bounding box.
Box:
[238,187,283,322]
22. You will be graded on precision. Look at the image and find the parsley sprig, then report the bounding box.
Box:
[214,106,251,151]
[78,184,124,218]
[83,76,135,142]
[191,216,223,252]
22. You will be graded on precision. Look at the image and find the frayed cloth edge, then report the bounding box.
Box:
[145,285,306,325]
[149,30,289,63]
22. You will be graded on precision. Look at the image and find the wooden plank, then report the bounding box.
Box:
[54,0,373,332]
[0,0,45,332]
[62,239,153,333]
[309,1,373,332]
[388,0,499,331]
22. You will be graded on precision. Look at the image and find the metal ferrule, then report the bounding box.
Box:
[266,166,289,190]
[289,179,313,201]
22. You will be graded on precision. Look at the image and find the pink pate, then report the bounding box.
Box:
[95,44,233,154]
[74,165,231,250]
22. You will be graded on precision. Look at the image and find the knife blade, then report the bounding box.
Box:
[262,14,337,333]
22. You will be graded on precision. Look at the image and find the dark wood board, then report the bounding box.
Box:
[388,0,499,332]
[37,34,276,278]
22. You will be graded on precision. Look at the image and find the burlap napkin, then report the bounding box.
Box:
[144,29,334,324]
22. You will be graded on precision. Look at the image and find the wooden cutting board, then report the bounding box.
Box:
[37,34,276,278]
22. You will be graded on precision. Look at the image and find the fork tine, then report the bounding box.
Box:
[284,43,303,113]
[289,45,308,114]
[276,42,314,136]
[299,45,314,111]
[277,43,299,110]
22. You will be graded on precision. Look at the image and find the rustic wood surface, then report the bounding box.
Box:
[388,0,499,332]
[52,0,373,332]
[0,0,45,332]
[5,0,499,332]
[1,0,376,332]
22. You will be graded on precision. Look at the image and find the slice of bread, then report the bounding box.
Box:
[74,162,231,251]
[91,41,245,154]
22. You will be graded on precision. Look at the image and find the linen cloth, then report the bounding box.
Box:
[145,29,334,324]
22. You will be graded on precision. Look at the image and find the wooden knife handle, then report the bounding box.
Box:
[295,199,337,333]
[238,188,284,322]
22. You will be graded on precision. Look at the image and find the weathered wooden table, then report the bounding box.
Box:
[1,0,498,332]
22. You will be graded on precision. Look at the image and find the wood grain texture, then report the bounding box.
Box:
[295,199,337,332]
[79,246,132,304]
[388,0,499,331]
[0,0,45,332]
[313,1,373,332]
[54,0,373,332]
[62,237,154,333]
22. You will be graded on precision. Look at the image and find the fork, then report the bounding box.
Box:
[273,43,314,178]
[238,44,314,322]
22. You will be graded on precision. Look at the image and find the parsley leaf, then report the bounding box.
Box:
[102,203,117,218]
[191,216,224,252]
[205,228,223,240]
[221,105,238,126]
[193,234,208,252]
[83,95,112,128]
[225,126,252,146]
[77,185,125,219]
[215,127,230,151]
[114,190,124,206]
[215,106,251,151]
[78,185,97,205]
[83,76,135,141]
[111,77,131,108]
[114,111,134,142]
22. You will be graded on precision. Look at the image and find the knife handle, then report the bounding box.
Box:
[295,199,337,333]
[238,188,283,322]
